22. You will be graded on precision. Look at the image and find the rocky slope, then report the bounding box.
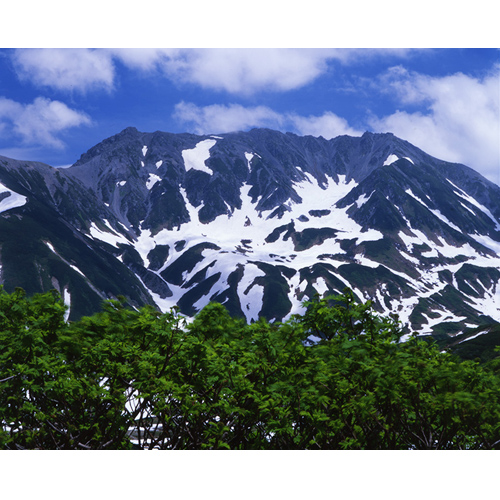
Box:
[1,128,499,348]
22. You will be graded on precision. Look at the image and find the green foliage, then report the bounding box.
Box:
[1,286,500,449]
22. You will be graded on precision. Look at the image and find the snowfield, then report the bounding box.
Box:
[116,161,500,334]
[68,135,500,337]
[182,139,217,175]
[0,182,27,214]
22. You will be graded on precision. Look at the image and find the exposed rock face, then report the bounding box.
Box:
[1,128,499,341]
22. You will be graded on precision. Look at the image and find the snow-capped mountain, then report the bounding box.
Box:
[1,127,499,345]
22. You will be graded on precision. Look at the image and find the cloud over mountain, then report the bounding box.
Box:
[173,102,363,138]
[370,64,500,183]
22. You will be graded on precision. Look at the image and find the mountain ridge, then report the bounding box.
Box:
[1,128,499,354]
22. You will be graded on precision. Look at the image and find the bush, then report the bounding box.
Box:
[1,287,500,449]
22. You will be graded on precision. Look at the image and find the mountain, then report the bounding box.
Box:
[1,127,499,351]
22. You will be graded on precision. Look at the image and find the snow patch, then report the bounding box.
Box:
[70,264,86,277]
[45,241,86,278]
[400,251,420,265]
[429,209,461,233]
[182,139,217,175]
[383,154,399,166]
[244,152,255,171]
[0,182,27,213]
[89,221,130,248]
[63,288,71,322]
[459,202,476,216]
[142,145,148,157]
[146,173,161,190]
[447,179,500,231]
[156,160,163,169]
[470,233,500,255]
[458,329,491,344]
[192,281,219,312]
[131,228,156,268]
[45,241,56,253]
[314,277,329,297]
[463,282,500,322]
[242,283,264,323]
[355,191,374,208]
[405,189,461,232]
[419,309,468,335]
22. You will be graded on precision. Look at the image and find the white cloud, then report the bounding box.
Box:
[370,65,500,183]
[291,111,363,138]
[12,48,422,96]
[102,48,336,94]
[13,48,115,92]
[12,48,335,95]
[159,49,333,95]
[0,96,91,148]
[105,48,174,71]
[173,102,285,134]
[137,48,421,95]
[173,101,362,138]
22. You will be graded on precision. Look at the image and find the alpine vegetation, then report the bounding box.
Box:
[2,287,500,450]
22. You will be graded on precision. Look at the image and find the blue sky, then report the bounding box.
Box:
[1,6,499,186]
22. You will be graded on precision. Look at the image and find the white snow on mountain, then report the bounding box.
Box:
[355,191,374,208]
[146,173,161,190]
[470,234,500,255]
[405,188,461,232]
[45,241,87,278]
[244,152,261,171]
[383,154,414,166]
[458,329,491,344]
[463,283,500,323]
[63,288,71,322]
[58,137,499,335]
[383,154,399,166]
[182,139,217,175]
[0,182,27,214]
[447,179,500,231]
[129,173,388,317]
[119,153,500,334]
[238,263,266,323]
[419,310,468,335]
[89,221,130,248]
